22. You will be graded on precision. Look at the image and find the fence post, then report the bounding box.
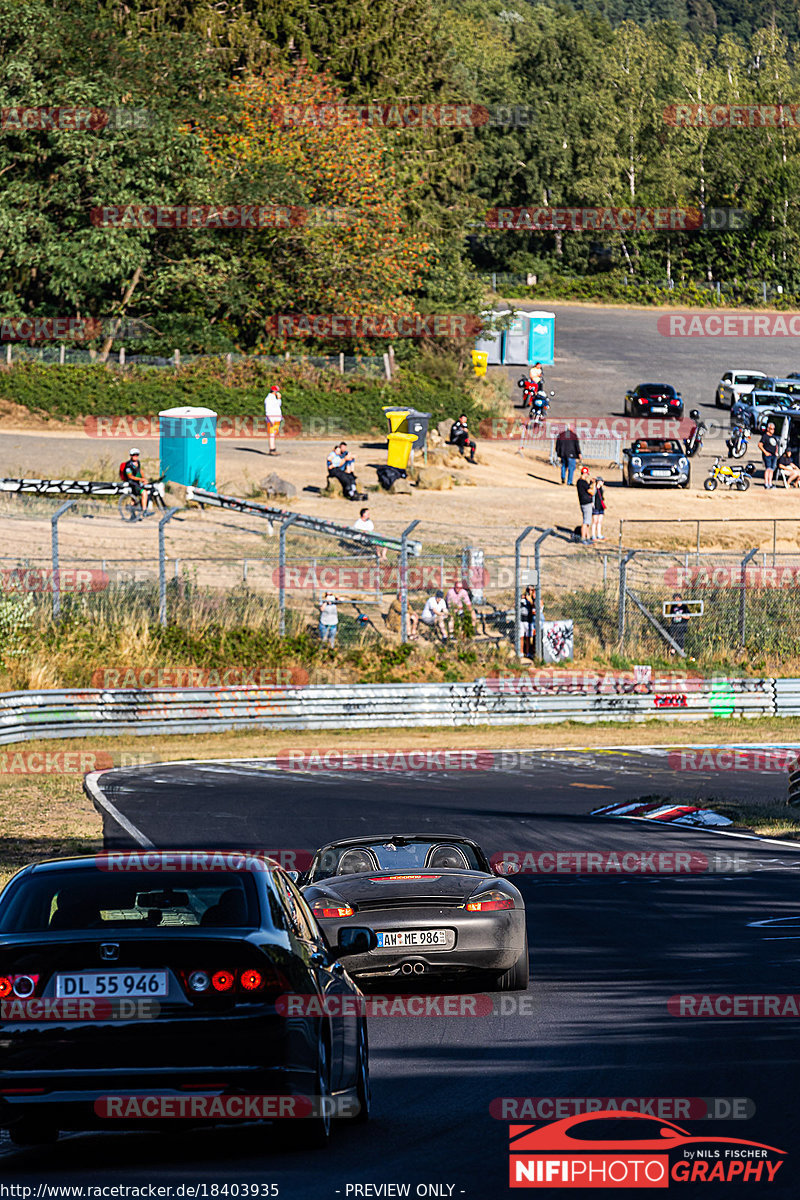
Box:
[158,508,181,626]
[51,499,78,620]
[513,526,535,658]
[532,529,556,660]
[618,550,637,648]
[739,547,758,647]
[400,519,421,643]
[278,514,300,636]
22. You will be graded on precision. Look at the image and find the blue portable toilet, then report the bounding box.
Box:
[502,310,556,366]
[159,406,216,490]
[527,310,556,366]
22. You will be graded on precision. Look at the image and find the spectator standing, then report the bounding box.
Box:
[520,585,536,658]
[576,466,594,543]
[446,580,473,638]
[591,476,606,541]
[555,427,582,485]
[668,592,689,655]
[264,385,282,455]
[318,593,339,645]
[449,414,477,463]
[759,421,779,489]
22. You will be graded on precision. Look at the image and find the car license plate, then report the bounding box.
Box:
[650,406,667,413]
[55,971,168,998]
[376,929,448,948]
[650,469,672,477]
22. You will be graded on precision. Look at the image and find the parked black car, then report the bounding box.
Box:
[0,854,375,1146]
[622,437,690,487]
[624,383,684,418]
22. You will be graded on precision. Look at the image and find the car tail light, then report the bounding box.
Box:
[12,975,38,998]
[311,899,354,918]
[180,966,288,999]
[211,970,235,993]
[239,970,263,992]
[669,398,680,406]
[465,890,515,912]
[0,975,35,999]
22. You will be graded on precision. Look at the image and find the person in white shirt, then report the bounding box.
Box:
[352,506,386,562]
[318,593,339,645]
[351,507,374,532]
[409,589,449,641]
[264,385,282,455]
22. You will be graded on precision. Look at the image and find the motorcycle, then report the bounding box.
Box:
[704,457,756,492]
[683,409,706,457]
[517,376,551,411]
[726,424,750,459]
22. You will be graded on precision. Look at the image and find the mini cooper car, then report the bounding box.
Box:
[624,383,683,418]
[622,438,690,487]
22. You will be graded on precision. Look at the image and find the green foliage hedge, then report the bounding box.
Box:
[0,361,494,434]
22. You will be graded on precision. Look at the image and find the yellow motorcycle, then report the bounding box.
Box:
[703,457,756,492]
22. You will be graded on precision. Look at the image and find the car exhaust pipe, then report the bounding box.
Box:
[401,963,414,976]
[412,963,425,975]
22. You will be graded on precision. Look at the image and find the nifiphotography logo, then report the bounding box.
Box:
[508,1110,786,1187]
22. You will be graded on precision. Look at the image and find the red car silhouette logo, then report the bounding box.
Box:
[510,1110,785,1155]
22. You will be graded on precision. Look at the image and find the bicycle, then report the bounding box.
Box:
[118,479,167,521]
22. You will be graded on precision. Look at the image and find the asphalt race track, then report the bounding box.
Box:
[3,747,800,1197]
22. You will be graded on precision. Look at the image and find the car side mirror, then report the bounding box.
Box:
[331,926,378,959]
[494,860,522,876]
[285,871,300,884]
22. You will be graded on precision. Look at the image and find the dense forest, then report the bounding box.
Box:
[2,0,800,352]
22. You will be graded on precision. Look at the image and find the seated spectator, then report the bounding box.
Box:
[449,414,477,463]
[778,450,800,487]
[409,589,449,641]
[327,441,362,500]
[352,505,386,560]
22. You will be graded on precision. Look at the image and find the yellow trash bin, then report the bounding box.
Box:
[471,350,488,378]
[382,407,411,434]
[386,431,417,470]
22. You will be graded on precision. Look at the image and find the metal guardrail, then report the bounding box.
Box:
[0,479,134,496]
[0,678,777,745]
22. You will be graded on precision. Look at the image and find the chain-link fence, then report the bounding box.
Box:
[3,346,385,375]
[4,493,800,662]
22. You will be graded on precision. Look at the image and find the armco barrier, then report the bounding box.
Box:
[0,678,777,745]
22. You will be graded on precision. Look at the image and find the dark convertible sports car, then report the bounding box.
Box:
[624,383,684,418]
[0,853,375,1147]
[300,835,529,991]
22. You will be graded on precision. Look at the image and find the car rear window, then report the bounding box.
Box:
[0,871,260,932]
[734,374,765,386]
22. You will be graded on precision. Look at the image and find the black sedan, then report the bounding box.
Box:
[300,835,528,991]
[0,853,376,1147]
[623,437,690,487]
[624,383,684,417]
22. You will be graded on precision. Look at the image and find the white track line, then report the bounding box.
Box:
[84,770,154,848]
